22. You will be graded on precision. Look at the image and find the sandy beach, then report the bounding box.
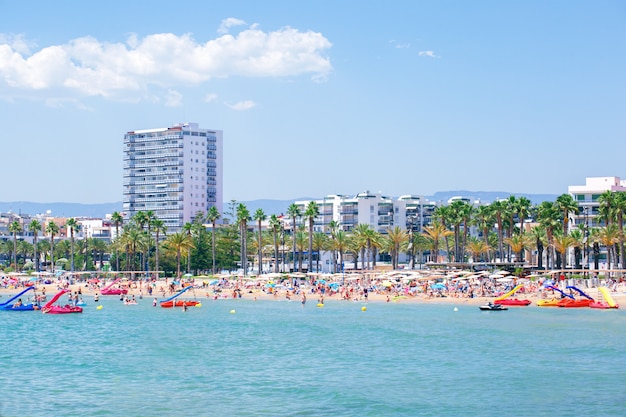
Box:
[2,277,624,307]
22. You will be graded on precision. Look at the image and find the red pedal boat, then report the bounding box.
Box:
[495,298,531,306]
[42,289,83,314]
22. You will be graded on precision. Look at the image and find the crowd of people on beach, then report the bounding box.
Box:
[2,270,625,307]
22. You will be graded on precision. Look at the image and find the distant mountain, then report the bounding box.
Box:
[235,198,315,216]
[0,202,122,218]
[426,191,559,205]
[0,192,559,218]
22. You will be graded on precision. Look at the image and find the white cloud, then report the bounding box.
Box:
[227,100,256,111]
[418,50,439,58]
[165,89,183,107]
[218,18,246,35]
[203,93,218,102]
[0,24,332,102]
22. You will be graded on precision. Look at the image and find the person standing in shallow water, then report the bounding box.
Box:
[301,291,307,306]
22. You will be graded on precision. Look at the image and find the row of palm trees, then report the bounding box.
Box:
[4,190,626,277]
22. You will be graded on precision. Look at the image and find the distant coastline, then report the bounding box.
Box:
[0,191,559,218]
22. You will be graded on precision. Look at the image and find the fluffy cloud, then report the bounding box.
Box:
[164,89,183,107]
[218,18,246,35]
[0,22,332,101]
[227,100,256,111]
[203,93,218,103]
[418,50,439,58]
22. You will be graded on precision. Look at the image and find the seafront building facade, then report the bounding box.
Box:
[294,192,437,235]
[567,176,626,269]
[122,122,223,233]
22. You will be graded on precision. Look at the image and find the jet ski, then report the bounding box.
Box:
[479,302,508,311]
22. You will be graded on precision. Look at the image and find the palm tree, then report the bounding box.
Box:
[294,227,307,272]
[332,230,349,278]
[473,205,494,261]
[596,224,622,278]
[143,210,156,277]
[268,214,281,273]
[46,221,59,272]
[236,204,250,275]
[206,206,221,274]
[182,222,194,274]
[152,218,166,279]
[328,220,340,273]
[552,232,577,270]
[421,221,453,263]
[8,220,22,270]
[353,223,376,270]
[163,232,194,279]
[504,233,533,265]
[386,226,408,269]
[614,191,626,268]
[465,237,491,262]
[528,225,547,269]
[555,194,579,238]
[286,203,301,272]
[490,200,507,262]
[516,196,532,234]
[111,211,124,271]
[304,201,320,272]
[312,232,328,272]
[28,219,42,272]
[253,208,267,275]
[66,218,79,273]
[537,201,561,269]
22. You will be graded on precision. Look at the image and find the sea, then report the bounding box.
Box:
[1,296,625,417]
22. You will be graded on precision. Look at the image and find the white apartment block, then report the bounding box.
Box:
[123,122,223,233]
[568,176,626,229]
[294,191,436,235]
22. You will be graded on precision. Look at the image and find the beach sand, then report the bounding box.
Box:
[2,279,624,307]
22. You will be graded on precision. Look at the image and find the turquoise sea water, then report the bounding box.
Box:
[1,296,625,417]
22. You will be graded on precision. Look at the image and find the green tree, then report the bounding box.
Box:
[422,221,453,263]
[253,208,267,275]
[206,206,221,274]
[28,219,42,272]
[111,211,124,271]
[268,214,281,273]
[46,221,59,272]
[304,201,320,272]
[66,218,79,273]
[287,203,301,272]
[236,204,250,275]
[152,218,166,279]
[8,220,22,269]
[163,232,194,279]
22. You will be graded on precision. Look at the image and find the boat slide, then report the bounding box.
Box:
[160,285,200,308]
[545,286,575,299]
[495,284,527,302]
[597,287,617,307]
[160,285,194,303]
[566,286,594,300]
[0,286,35,306]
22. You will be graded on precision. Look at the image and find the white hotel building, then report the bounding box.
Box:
[123,122,223,233]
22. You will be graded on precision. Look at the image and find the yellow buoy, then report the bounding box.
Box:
[361,306,367,311]
[230,309,236,314]
[195,303,202,308]
[316,303,324,308]
[96,305,103,310]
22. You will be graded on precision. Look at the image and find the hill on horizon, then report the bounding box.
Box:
[0,191,560,218]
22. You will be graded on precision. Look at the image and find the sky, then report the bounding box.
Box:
[1,0,625,204]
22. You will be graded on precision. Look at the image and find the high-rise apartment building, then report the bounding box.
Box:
[123,122,223,233]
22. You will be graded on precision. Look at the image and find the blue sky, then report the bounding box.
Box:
[1,0,625,204]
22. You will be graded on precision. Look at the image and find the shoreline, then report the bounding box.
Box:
[2,281,624,307]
